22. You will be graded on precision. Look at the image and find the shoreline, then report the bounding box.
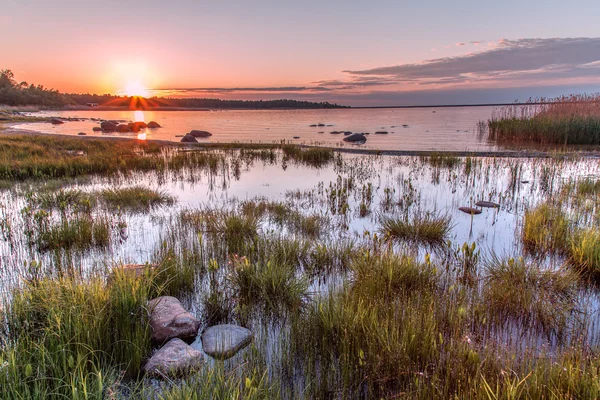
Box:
[2,123,599,159]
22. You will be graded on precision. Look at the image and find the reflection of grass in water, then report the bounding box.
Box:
[101,186,175,211]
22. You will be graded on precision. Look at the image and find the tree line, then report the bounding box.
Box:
[0,69,348,109]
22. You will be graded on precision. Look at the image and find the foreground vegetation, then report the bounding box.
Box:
[0,135,599,398]
[484,94,600,145]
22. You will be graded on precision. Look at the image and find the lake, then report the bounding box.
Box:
[17,106,498,151]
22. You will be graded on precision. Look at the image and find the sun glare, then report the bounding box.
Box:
[123,81,149,97]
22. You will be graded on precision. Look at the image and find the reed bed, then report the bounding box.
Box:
[485,94,600,145]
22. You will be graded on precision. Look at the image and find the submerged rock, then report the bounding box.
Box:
[148,296,201,344]
[330,131,342,134]
[459,207,482,215]
[343,133,367,143]
[77,132,86,136]
[147,121,161,128]
[92,127,102,132]
[144,338,204,377]
[374,131,388,134]
[180,134,198,143]
[475,201,500,208]
[189,130,212,138]
[201,324,253,360]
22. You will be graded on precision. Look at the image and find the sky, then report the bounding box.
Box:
[2,0,600,106]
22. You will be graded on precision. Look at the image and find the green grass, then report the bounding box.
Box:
[0,272,153,398]
[482,256,578,338]
[380,212,452,246]
[101,186,175,211]
[34,216,112,252]
[569,228,600,276]
[522,203,571,254]
[281,144,334,167]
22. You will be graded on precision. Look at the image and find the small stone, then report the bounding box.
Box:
[374,131,388,134]
[189,130,212,138]
[180,134,198,143]
[459,207,482,215]
[201,324,253,360]
[475,201,500,208]
[147,121,161,128]
[50,118,64,125]
[144,338,203,377]
[77,132,86,136]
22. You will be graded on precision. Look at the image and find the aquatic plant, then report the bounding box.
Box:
[380,212,452,246]
[101,186,175,211]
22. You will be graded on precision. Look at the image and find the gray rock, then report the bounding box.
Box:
[343,133,367,143]
[459,207,482,215]
[189,130,212,138]
[144,338,203,377]
[147,121,161,128]
[148,296,201,343]
[475,201,500,208]
[201,324,253,360]
[116,124,131,133]
[180,134,198,143]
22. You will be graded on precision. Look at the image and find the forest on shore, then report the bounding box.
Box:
[0,69,347,109]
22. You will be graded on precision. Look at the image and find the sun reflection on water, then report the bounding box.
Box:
[137,133,147,140]
[134,110,145,122]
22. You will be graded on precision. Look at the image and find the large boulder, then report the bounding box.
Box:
[189,130,212,138]
[116,124,131,133]
[180,134,198,143]
[100,121,117,132]
[201,324,253,360]
[148,296,201,344]
[143,338,204,377]
[147,121,161,129]
[343,133,367,143]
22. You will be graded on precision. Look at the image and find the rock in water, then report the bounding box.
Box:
[189,130,212,138]
[147,121,161,128]
[201,324,253,360]
[148,296,201,343]
[92,127,102,132]
[180,134,198,143]
[459,207,482,215]
[374,131,388,134]
[475,201,500,208]
[144,338,204,377]
[343,133,367,143]
[100,121,117,132]
[50,118,64,125]
[77,132,86,136]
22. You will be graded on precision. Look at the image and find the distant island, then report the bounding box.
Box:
[0,69,348,110]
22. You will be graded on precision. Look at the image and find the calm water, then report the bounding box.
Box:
[17,107,497,151]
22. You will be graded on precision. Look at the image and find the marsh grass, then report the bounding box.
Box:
[0,272,153,398]
[423,153,462,168]
[485,94,600,145]
[35,216,112,252]
[27,189,96,214]
[101,186,175,211]
[522,203,571,254]
[228,255,309,315]
[482,256,578,338]
[281,145,334,167]
[569,228,600,276]
[380,212,452,246]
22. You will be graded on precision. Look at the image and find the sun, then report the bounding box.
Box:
[123,81,149,97]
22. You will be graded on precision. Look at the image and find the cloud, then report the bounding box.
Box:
[456,42,465,46]
[342,37,600,88]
